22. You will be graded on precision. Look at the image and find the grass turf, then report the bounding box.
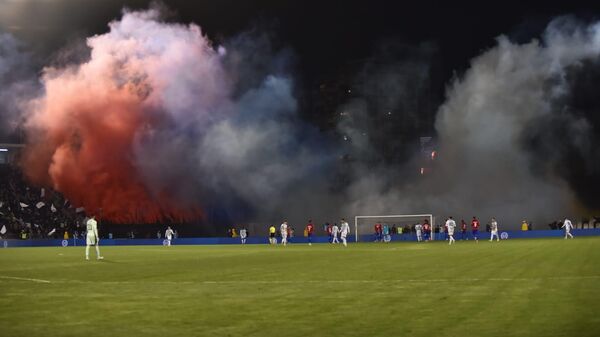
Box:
[1,237,599,337]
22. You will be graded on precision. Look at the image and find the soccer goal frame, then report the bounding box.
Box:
[354,214,434,242]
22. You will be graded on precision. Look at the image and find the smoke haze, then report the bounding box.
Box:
[19,7,334,224]
[0,33,37,140]
[0,6,598,229]
[342,17,600,228]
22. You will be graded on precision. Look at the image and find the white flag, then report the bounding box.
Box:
[51,204,57,213]
[0,225,6,235]
[0,201,3,208]
[40,188,45,198]
[19,202,29,208]
[48,228,56,236]
[75,207,85,213]
[36,201,45,209]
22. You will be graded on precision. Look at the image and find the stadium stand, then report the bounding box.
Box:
[0,165,86,239]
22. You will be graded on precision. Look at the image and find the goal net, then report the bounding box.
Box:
[354,214,434,242]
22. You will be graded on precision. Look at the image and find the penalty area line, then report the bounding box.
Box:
[0,275,52,283]
[40,275,600,285]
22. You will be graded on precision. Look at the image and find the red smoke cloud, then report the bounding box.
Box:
[20,9,226,223]
[22,72,196,222]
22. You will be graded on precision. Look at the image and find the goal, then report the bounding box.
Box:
[354,214,434,242]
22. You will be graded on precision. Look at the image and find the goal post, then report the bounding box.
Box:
[354,214,434,242]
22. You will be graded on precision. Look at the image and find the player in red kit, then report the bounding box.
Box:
[326,223,333,243]
[423,220,431,241]
[306,220,315,246]
[374,223,383,242]
[471,216,480,242]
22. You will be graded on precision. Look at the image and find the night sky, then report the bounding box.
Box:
[3,0,600,83]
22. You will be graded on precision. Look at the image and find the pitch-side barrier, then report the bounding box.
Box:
[2,229,600,247]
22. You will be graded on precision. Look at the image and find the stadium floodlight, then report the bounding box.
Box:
[354,214,434,242]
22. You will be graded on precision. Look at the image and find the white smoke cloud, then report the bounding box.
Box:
[105,8,335,223]
[342,17,600,228]
[0,32,37,139]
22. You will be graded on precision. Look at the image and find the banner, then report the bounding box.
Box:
[36,201,45,209]
[51,204,57,213]
[19,202,29,208]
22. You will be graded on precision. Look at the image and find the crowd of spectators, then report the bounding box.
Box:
[0,165,87,239]
[0,164,191,240]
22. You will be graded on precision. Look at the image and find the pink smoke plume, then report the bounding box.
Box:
[22,9,230,223]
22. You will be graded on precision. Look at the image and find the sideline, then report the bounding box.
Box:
[0,275,52,283]
[3,275,598,285]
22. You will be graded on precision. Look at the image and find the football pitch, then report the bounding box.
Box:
[1,238,599,337]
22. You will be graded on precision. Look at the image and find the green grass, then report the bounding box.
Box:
[1,238,599,337]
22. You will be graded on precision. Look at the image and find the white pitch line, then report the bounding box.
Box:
[0,275,52,284]
[2,275,598,285]
[18,275,600,285]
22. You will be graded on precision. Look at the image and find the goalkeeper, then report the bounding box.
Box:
[85,215,104,261]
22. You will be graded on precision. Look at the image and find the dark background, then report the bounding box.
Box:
[3,0,600,104]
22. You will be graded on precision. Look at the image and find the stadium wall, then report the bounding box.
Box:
[0,235,354,247]
[2,229,600,247]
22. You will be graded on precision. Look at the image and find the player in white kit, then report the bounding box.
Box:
[489,217,500,242]
[240,228,247,244]
[339,219,350,247]
[445,217,456,245]
[562,219,574,239]
[415,223,423,242]
[331,223,340,244]
[165,226,175,246]
[280,221,288,246]
[85,215,103,260]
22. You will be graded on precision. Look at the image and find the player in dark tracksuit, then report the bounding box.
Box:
[460,220,468,240]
